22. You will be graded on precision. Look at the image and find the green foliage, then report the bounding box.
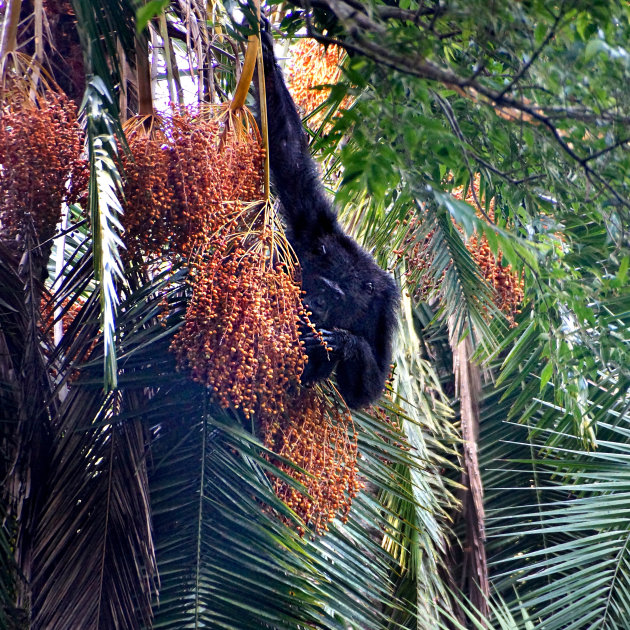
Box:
[302,0,630,626]
[82,77,126,390]
[136,0,170,33]
[3,0,630,628]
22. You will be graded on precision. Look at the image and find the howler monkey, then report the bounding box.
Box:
[260,28,399,409]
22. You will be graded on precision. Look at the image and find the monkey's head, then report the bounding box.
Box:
[296,230,397,339]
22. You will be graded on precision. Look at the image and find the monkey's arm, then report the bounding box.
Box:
[260,25,398,409]
[302,328,390,408]
[260,28,337,239]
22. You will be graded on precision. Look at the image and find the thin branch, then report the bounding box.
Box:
[435,29,462,41]
[432,90,491,222]
[378,5,447,23]
[291,0,630,213]
[496,2,565,100]
[295,0,445,23]
[541,106,630,125]
[582,137,630,164]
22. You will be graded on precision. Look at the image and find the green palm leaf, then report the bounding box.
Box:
[81,77,126,390]
[482,355,630,629]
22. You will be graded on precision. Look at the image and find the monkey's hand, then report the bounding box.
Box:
[300,328,349,384]
[300,328,386,408]
[300,328,352,359]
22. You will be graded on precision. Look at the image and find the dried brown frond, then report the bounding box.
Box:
[0,52,58,106]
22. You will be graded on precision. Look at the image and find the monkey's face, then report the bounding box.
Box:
[296,231,388,334]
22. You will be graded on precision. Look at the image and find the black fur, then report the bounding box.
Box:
[261,29,399,409]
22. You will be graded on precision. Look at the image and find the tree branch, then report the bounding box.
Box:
[287,0,630,212]
[496,2,565,100]
[582,137,630,164]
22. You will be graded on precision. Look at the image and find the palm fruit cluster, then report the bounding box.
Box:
[170,226,308,419]
[171,221,364,534]
[464,223,524,322]
[453,179,524,322]
[119,118,175,260]
[120,108,264,261]
[122,109,290,418]
[287,39,351,128]
[0,92,85,247]
[42,0,85,101]
[402,216,434,303]
[142,108,306,420]
[260,388,362,536]
[121,104,363,534]
[405,177,524,322]
[40,293,81,333]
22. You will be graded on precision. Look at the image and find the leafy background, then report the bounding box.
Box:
[1,0,630,628]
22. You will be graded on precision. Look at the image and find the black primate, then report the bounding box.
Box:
[259,29,399,409]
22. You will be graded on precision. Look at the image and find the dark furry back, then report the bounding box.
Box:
[260,29,399,408]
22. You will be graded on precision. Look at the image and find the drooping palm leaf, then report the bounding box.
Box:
[71,0,136,114]
[478,320,630,630]
[28,258,170,628]
[486,419,630,629]
[377,291,461,630]
[0,235,54,624]
[81,77,126,390]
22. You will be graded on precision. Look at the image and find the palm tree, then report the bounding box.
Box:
[2,1,630,629]
[1,1,455,628]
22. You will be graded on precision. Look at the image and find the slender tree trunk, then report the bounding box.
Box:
[136,32,154,117]
[452,331,489,621]
[0,0,22,57]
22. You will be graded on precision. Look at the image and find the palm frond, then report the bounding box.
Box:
[0,501,18,628]
[29,271,170,628]
[420,198,500,349]
[480,340,630,630]
[0,234,54,623]
[371,291,461,629]
[489,422,630,629]
[71,0,136,114]
[142,358,422,627]
[81,77,126,390]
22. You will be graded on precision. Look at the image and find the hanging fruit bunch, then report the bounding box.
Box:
[119,105,284,416]
[0,84,85,251]
[118,115,175,261]
[453,178,524,323]
[287,38,351,129]
[402,215,436,303]
[260,387,362,536]
[464,217,524,323]
[119,25,364,535]
[120,104,305,418]
[404,176,524,324]
[119,106,265,261]
[169,204,309,419]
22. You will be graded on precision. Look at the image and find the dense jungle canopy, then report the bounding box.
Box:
[1,1,630,628]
